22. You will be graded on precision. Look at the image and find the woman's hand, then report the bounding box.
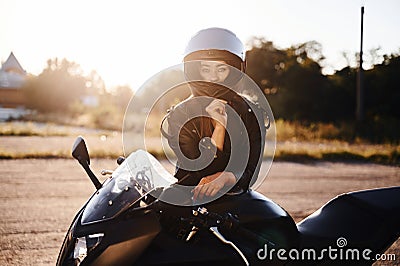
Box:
[193,171,236,201]
[206,99,227,151]
[205,99,227,127]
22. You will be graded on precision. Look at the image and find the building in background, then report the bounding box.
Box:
[0,52,29,120]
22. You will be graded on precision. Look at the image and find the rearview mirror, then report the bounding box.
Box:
[72,136,90,165]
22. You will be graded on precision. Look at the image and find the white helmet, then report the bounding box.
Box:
[183,28,246,99]
[184,27,245,62]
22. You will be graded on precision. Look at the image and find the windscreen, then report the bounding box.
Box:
[81,150,177,224]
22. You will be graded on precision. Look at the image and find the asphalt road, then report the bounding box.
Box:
[0,159,398,265]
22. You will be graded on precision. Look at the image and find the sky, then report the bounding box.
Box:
[1,0,399,91]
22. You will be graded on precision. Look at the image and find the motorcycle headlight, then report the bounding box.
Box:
[73,233,104,263]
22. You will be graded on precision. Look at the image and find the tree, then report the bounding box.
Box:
[23,58,87,113]
[247,38,332,121]
[111,85,134,110]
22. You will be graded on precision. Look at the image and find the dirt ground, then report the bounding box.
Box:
[0,158,399,265]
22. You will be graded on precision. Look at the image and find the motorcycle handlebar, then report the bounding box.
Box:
[196,208,276,247]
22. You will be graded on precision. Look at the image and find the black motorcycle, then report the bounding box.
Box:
[57,137,399,265]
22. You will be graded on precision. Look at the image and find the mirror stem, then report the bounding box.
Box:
[79,161,102,190]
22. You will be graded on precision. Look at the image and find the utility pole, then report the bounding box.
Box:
[356,6,365,122]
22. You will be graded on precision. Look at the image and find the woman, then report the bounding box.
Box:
[164,27,266,204]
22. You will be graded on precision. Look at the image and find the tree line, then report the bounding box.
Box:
[246,38,399,142]
[22,39,399,141]
[22,58,133,129]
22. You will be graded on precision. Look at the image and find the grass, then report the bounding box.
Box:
[1,147,397,165]
[0,121,117,137]
[0,121,68,136]
[0,120,399,165]
[274,140,400,165]
[1,138,398,165]
[0,149,122,159]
